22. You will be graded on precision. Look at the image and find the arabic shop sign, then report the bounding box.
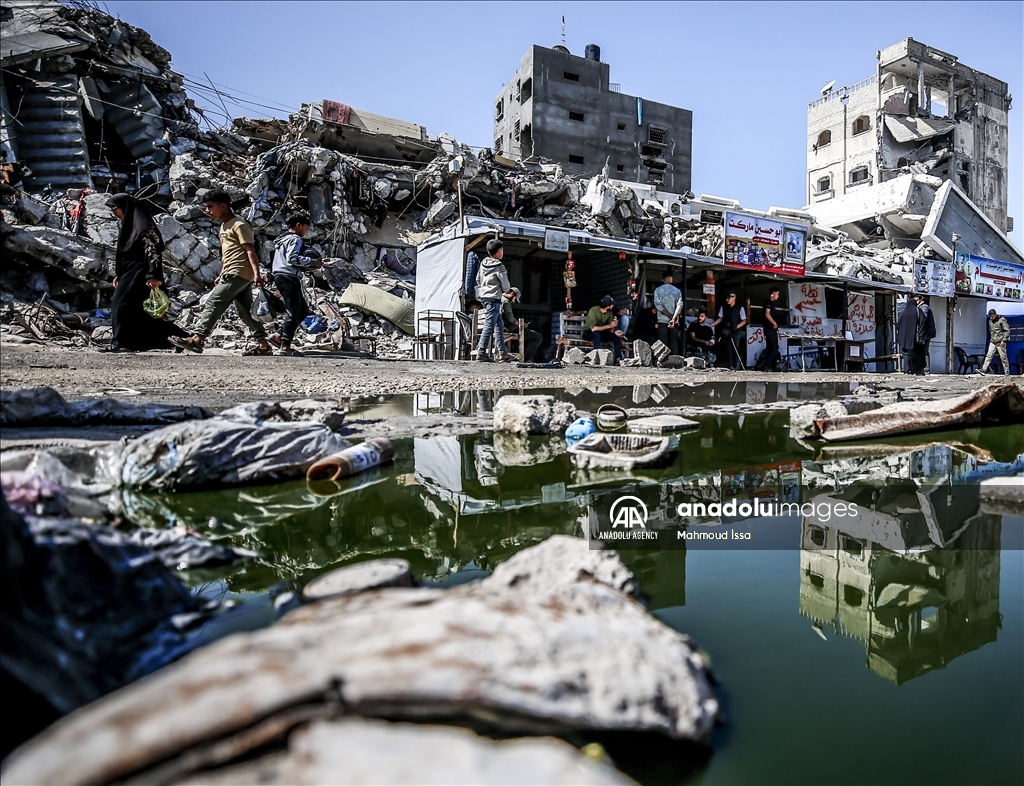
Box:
[954,252,1024,302]
[913,259,955,297]
[724,211,805,277]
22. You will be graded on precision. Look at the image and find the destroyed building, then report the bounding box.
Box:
[806,38,1012,234]
[493,43,693,193]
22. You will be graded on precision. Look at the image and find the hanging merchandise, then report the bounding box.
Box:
[563,269,577,288]
[564,251,575,311]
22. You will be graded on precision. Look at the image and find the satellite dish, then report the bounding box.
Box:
[820,80,836,95]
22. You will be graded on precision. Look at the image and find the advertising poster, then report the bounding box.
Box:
[725,212,805,276]
[954,252,1024,302]
[913,259,955,297]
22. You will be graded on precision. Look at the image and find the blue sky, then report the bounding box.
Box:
[106,1,1022,245]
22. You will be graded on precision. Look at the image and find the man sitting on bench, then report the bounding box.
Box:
[583,296,624,361]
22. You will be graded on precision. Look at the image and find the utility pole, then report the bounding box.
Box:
[947,233,959,375]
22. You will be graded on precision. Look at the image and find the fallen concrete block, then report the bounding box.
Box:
[789,401,849,440]
[14,196,48,225]
[683,356,708,370]
[587,348,615,366]
[619,357,643,367]
[303,559,413,601]
[650,340,671,364]
[493,395,577,435]
[662,355,684,369]
[563,347,586,364]
[633,339,653,367]
[629,415,701,435]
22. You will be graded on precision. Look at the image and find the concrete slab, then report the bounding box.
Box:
[628,414,700,434]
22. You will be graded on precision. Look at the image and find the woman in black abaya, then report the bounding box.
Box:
[104,193,187,351]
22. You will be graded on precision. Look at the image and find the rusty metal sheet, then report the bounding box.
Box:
[814,382,1024,443]
[321,99,351,127]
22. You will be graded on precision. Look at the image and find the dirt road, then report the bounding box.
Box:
[0,341,993,411]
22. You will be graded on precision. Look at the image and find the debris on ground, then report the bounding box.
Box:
[125,526,256,569]
[2,536,716,786]
[0,386,210,426]
[493,395,577,435]
[809,382,1024,442]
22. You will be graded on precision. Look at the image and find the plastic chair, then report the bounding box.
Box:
[954,346,979,375]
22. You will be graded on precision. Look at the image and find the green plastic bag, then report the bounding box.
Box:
[143,287,170,319]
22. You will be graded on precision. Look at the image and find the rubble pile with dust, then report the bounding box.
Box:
[1,0,919,356]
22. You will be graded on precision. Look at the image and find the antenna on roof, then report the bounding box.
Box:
[561,15,566,47]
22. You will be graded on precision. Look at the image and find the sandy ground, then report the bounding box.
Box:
[0,341,997,411]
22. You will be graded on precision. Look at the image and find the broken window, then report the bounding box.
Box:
[647,170,665,185]
[568,154,585,165]
[648,126,668,145]
[815,175,832,194]
[616,164,625,173]
[569,111,585,122]
[563,71,580,82]
[521,124,533,157]
[816,130,832,148]
[840,536,864,557]
[520,78,532,103]
[849,166,871,185]
[495,99,504,121]
[843,586,864,608]
[617,123,627,131]
[852,115,871,135]
[808,526,826,547]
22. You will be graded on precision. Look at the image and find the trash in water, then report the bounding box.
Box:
[567,432,672,470]
[306,438,395,482]
[565,417,597,445]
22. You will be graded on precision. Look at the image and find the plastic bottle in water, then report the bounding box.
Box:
[306,438,395,482]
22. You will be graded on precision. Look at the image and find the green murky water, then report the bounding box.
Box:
[121,386,1024,785]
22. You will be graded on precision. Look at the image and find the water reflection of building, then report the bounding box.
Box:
[798,458,1005,684]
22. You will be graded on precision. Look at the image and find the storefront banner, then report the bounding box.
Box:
[954,253,1024,302]
[725,212,805,276]
[913,259,955,297]
[788,281,826,327]
[847,293,876,341]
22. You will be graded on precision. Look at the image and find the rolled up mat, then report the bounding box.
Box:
[306,438,395,482]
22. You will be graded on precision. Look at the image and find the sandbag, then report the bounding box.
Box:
[115,418,349,491]
[337,283,415,335]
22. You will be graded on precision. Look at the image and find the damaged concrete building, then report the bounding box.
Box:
[494,43,693,193]
[806,37,1011,234]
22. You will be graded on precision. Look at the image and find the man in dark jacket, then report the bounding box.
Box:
[912,294,937,375]
[978,309,1011,375]
[711,292,747,369]
[896,298,919,374]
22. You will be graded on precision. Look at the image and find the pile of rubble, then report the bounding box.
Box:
[2,0,923,356]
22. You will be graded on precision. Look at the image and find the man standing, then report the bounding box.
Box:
[711,292,747,369]
[268,214,322,356]
[653,271,681,354]
[171,191,273,355]
[501,287,543,362]
[912,294,936,375]
[896,297,918,374]
[475,238,511,362]
[583,295,623,360]
[685,309,715,359]
[978,309,1010,375]
[756,287,782,372]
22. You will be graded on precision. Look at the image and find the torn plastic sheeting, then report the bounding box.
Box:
[813,383,1024,443]
[337,283,415,335]
[0,386,212,426]
[116,418,350,491]
[125,528,256,569]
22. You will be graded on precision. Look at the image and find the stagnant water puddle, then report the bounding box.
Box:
[116,398,1022,785]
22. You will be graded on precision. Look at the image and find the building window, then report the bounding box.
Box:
[514,120,521,140]
[843,586,864,608]
[849,166,871,185]
[616,164,625,173]
[852,115,871,135]
[569,110,585,122]
[495,99,503,121]
[494,137,503,155]
[520,77,532,103]
[647,170,665,185]
[815,175,832,194]
[563,71,580,82]
[617,123,627,131]
[648,126,667,145]
[840,535,864,557]
[815,130,831,148]
[808,526,826,547]
[568,154,585,165]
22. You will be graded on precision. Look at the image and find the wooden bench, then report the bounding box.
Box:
[554,312,631,359]
[470,308,526,362]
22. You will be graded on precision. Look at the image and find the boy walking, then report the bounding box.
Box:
[475,239,511,362]
[268,214,322,356]
[171,191,273,355]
